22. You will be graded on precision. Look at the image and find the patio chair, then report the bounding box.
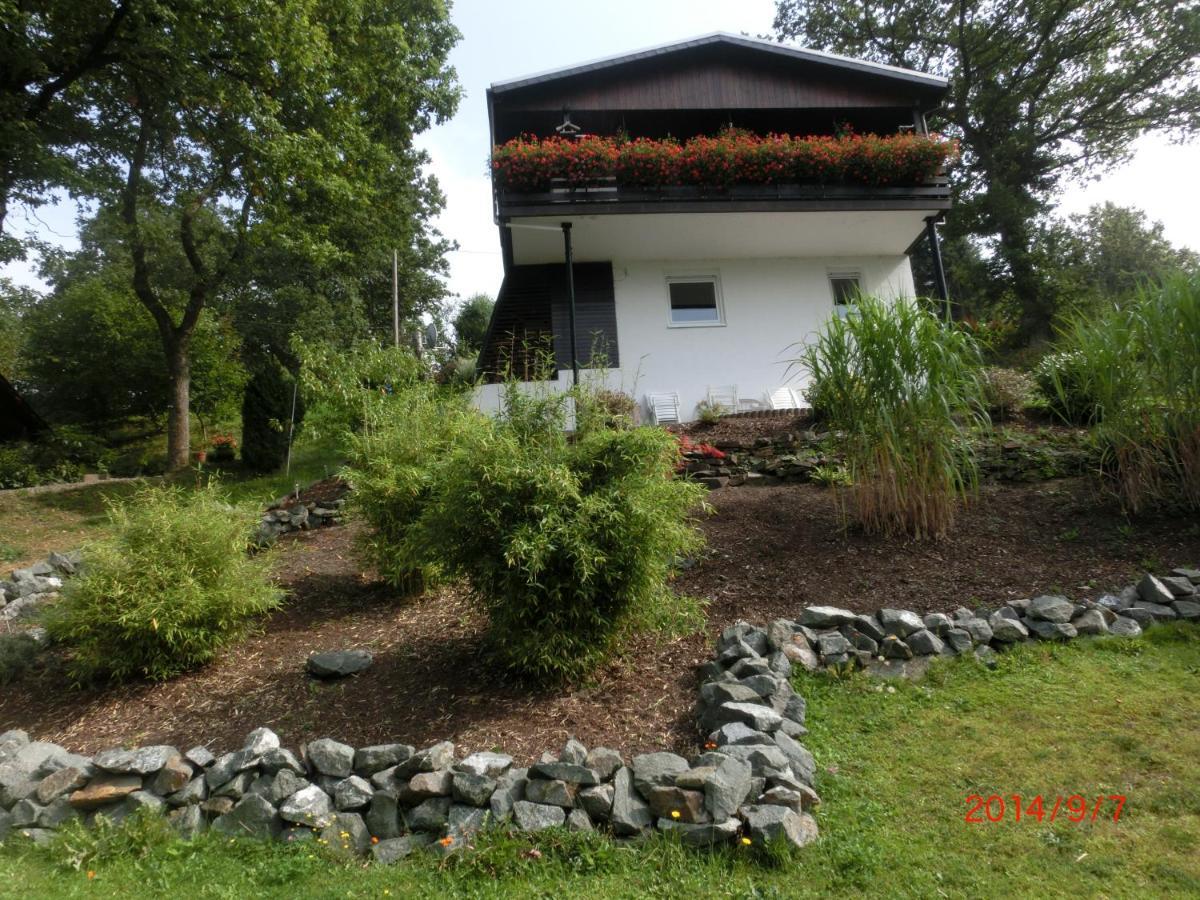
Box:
[706,384,738,414]
[767,386,806,411]
[645,391,681,425]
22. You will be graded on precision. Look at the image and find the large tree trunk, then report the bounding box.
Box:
[165,337,192,471]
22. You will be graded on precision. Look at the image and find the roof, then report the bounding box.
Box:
[0,371,48,441]
[489,32,948,95]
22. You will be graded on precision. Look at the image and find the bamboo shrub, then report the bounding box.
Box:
[795,296,986,538]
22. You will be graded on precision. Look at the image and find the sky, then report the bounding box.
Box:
[3,0,1198,305]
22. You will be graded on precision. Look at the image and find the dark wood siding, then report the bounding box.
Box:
[479,263,618,381]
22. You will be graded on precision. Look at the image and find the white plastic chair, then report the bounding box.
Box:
[706,385,738,414]
[767,386,806,411]
[645,391,681,425]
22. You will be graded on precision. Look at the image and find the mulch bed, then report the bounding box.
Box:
[2,478,1198,762]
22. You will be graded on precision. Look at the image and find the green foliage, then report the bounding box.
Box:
[0,634,40,685]
[240,358,304,473]
[1047,273,1200,512]
[577,388,638,430]
[1034,350,1103,426]
[810,464,852,488]
[694,398,726,424]
[795,296,986,537]
[48,808,176,872]
[0,426,112,488]
[45,485,283,683]
[453,294,494,354]
[980,367,1034,420]
[402,383,708,683]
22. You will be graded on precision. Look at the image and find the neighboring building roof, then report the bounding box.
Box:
[0,371,48,442]
[490,31,948,94]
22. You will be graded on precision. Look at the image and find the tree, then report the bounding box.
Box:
[453,293,494,354]
[774,0,1200,338]
[240,355,303,472]
[72,0,459,469]
[0,278,36,380]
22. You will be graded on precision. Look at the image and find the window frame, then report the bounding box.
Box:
[664,272,726,328]
[828,270,864,318]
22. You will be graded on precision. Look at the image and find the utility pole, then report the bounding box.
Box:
[392,249,400,348]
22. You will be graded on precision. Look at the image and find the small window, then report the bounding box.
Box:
[667,276,723,327]
[829,272,862,318]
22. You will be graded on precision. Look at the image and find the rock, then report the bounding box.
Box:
[1071,608,1110,636]
[710,722,771,747]
[881,635,913,660]
[610,766,653,836]
[645,785,708,824]
[838,624,879,655]
[1109,616,1143,637]
[488,768,527,822]
[512,800,566,832]
[200,797,235,817]
[1171,567,1200,584]
[150,754,193,796]
[448,803,488,836]
[456,751,511,779]
[994,606,1019,621]
[631,752,691,796]
[960,617,993,644]
[559,738,588,766]
[1134,602,1177,622]
[657,817,740,847]
[398,741,455,777]
[565,808,593,832]
[1160,576,1195,597]
[206,750,259,789]
[364,790,402,840]
[740,804,819,849]
[906,629,944,656]
[584,747,623,781]
[451,772,496,807]
[529,762,600,785]
[1028,619,1077,641]
[305,739,355,778]
[10,799,42,828]
[182,746,215,769]
[782,637,820,672]
[1028,595,1074,623]
[35,766,89,804]
[773,732,816,785]
[94,746,176,776]
[699,681,764,708]
[579,783,614,821]
[816,632,854,660]
[261,748,305,776]
[944,628,974,653]
[1096,593,1131,614]
[878,608,924,638]
[278,784,334,827]
[213,771,255,800]
[716,744,790,778]
[69,774,142,810]
[923,613,953,636]
[988,613,1030,643]
[263,770,308,805]
[974,645,998,668]
[121,790,166,818]
[798,606,857,628]
[372,833,435,864]
[405,797,451,831]
[710,701,784,733]
[212,794,281,840]
[321,811,371,857]
[333,776,374,811]
[306,649,373,679]
[169,804,206,839]
[759,786,806,813]
[408,770,454,800]
[704,756,751,822]
[239,728,279,756]
[1173,600,1200,620]
[524,778,576,808]
[1137,574,1176,606]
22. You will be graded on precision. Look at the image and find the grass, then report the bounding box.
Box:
[0,438,343,570]
[1,626,1196,898]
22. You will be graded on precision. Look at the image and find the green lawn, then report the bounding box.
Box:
[0,439,343,569]
[2,626,1197,899]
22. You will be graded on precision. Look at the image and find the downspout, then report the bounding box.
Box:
[561,222,579,385]
[925,215,950,317]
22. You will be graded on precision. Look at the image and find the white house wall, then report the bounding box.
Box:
[613,255,915,421]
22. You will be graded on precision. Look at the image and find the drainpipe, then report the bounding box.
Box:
[562,222,579,385]
[925,215,950,317]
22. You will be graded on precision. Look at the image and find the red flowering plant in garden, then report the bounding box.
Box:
[492,129,957,191]
[676,433,726,460]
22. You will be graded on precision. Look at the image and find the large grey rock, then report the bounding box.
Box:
[631,752,690,796]
[610,766,653,835]
[262,769,308,805]
[881,635,913,660]
[166,775,209,807]
[448,803,489,836]
[699,681,764,709]
[278,784,334,827]
[710,722,771,747]
[68,774,142,810]
[1028,595,1074,623]
[320,811,370,857]
[512,800,565,832]
[711,702,783,733]
[213,771,255,800]
[398,741,455,777]
[716,744,790,778]
[260,747,305,776]
[657,817,740,847]
[782,636,821,672]
[798,606,858,628]
[1071,608,1110,636]
[838,625,878,655]
[333,776,374,811]
[1096,593,1131,614]
[1172,567,1200,584]
[242,728,281,756]
[878,608,924,638]
[488,768,526,822]
[1173,600,1200,620]
[93,745,175,776]
[150,754,193,796]
[704,756,751,822]
[1027,619,1077,641]
[816,632,854,660]
[372,833,435,864]
[524,777,576,808]
[773,732,816,785]
[1109,616,1143,637]
[529,762,600,785]
[1160,576,1195,597]
[408,769,453,799]
[584,747,623,781]
[405,797,451,831]
[168,804,206,840]
[305,739,355,778]
[579,783,614,821]
[456,751,511,779]
[1137,574,1176,606]
[206,749,259,789]
[364,790,402,840]
[451,772,496,807]
[740,804,819,849]
[944,628,974,654]
[906,629,944,656]
[988,612,1029,643]
[35,766,89,804]
[960,617,993,644]
[565,808,593,832]
[923,613,953,636]
[212,794,282,840]
[559,738,588,766]
[306,649,373,678]
[644,785,709,823]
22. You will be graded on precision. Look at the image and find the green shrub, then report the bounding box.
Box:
[241,357,304,472]
[1048,274,1200,512]
[577,388,637,430]
[0,633,40,685]
[1034,350,1103,425]
[694,398,725,424]
[794,296,986,538]
[403,383,708,683]
[45,485,284,683]
[981,367,1035,419]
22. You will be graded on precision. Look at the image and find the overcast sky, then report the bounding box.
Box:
[4,0,1198,305]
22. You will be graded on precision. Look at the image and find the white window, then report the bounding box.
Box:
[666,275,724,327]
[829,271,863,318]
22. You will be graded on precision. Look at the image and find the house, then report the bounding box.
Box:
[475,33,951,422]
[0,372,48,442]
